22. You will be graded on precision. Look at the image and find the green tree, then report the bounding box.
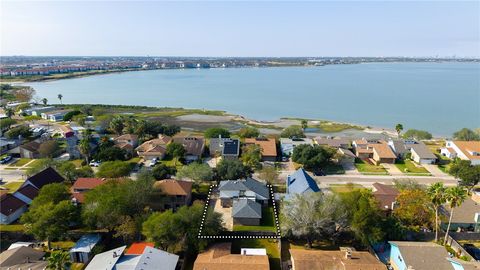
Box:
[47,250,72,270]
[241,144,262,170]
[301,119,308,130]
[395,123,404,137]
[176,162,213,182]
[393,189,434,231]
[79,137,92,164]
[403,129,433,140]
[215,159,250,180]
[23,115,41,124]
[453,128,480,141]
[204,127,230,138]
[443,186,467,244]
[0,118,16,130]
[152,164,176,180]
[96,161,132,178]
[109,116,125,135]
[94,146,128,161]
[142,202,223,253]
[21,201,77,250]
[4,107,14,118]
[291,144,336,171]
[280,125,305,138]
[30,183,70,207]
[427,182,447,242]
[38,140,60,158]
[41,98,48,106]
[166,142,186,165]
[393,179,426,191]
[62,110,81,121]
[5,125,32,139]
[237,126,260,138]
[258,166,279,184]
[449,160,480,192]
[57,94,63,104]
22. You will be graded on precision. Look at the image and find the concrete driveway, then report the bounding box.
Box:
[212,198,233,231]
[423,164,450,177]
[381,163,403,175]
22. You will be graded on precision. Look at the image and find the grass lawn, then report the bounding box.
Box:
[323,163,345,175]
[329,183,365,193]
[8,158,32,167]
[26,159,42,168]
[233,207,277,232]
[71,159,84,168]
[128,157,142,164]
[2,181,24,193]
[354,159,388,175]
[160,157,183,170]
[395,159,430,174]
[232,238,281,270]
[50,241,76,250]
[0,224,25,232]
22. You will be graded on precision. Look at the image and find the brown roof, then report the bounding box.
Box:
[154,180,192,196]
[452,141,480,160]
[173,136,205,157]
[72,178,104,190]
[193,243,269,270]
[15,185,39,200]
[135,136,171,154]
[114,134,138,142]
[0,194,27,216]
[245,138,277,157]
[314,137,350,148]
[371,142,396,159]
[20,141,41,153]
[289,249,385,270]
[372,183,399,210]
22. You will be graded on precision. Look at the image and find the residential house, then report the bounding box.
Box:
[41,109,71,122]
[13,184,39,204]
[353,139,396,164]
[314,137,351,149]
[389,241,452,270]
[135,134,172,160]
[289,248,385,270]
[286,168,320,197]
[244,137,277,162]
[22,167,65,190]
[209,137,240,159]
[19,140,41,159]
[71,178,105,204]
[280,138,313,156]
[337,148,356,167]
[23,106,56,116]
[441,196,480,232]
[114,134,139,155]
[70,234,101,263]
[173,136,205,162]
[0,194,28,224]
[193,243,269,270]
[410,142,437,164]
[218,178,269,226]
[447,258,480,270]
[442,141,480,165]
[86,245,179,270]
[372,182,399,211]
[388,139,410,158]
[152,179,193,211]
[0,246,47,270]
[0,138,18,155]
[125,242,155,255]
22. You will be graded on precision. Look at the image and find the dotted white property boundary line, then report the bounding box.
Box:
[198,183,281,239]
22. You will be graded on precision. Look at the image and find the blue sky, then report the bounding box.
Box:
[1,1,479,57]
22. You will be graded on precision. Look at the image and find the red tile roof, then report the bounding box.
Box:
[72,178,104,190]
[125,242,155,255]
[153,180,193,196]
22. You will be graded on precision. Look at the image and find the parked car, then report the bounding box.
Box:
[0,155,13,164]
[148,158,158,168]
[89,160,101,167]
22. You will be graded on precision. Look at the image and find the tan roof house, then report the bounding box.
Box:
[442,141,480,165]
[245,137,277,162]
[193,243,269,270]
[372,183,399,211]
[152,179,193,211]
[289,248,385,270]
[114,134,139,153]
[135,134,172,160]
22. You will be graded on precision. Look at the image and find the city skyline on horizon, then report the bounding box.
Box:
[1,1,479,58]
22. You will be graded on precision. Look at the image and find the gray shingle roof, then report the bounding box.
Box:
[389,241,453,270]
[218,178,269,200]
[232,198,262,219]
[209,138,240,156]
[411,143,437,159]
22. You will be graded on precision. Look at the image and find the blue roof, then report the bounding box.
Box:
[287,168,320,195]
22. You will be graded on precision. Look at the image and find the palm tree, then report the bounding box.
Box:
[41,98,48,106]
[79,131,92,164]
[443,186,467,244]
[427,182,447,243]
[4,107,14,118]
[47,250,71,270]
[57,94,63,104]
[395,123,404,137]
[301,119,308,131]
[109,116,125,135]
